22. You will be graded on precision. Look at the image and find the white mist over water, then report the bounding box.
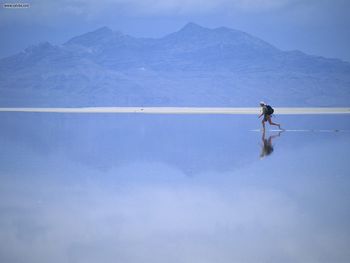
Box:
[0,114,349,262]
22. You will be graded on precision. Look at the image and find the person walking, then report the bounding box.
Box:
[258,101,282,130]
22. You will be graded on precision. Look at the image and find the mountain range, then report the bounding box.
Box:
[0,22,349,107]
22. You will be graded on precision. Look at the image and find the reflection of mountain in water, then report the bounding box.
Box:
[0,114,256,177]
[1,23,350,107]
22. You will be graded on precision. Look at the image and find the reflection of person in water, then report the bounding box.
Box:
[260,130,283,159]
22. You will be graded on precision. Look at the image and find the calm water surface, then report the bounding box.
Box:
[1,113,350,263]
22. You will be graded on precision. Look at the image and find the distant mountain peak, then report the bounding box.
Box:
[161,22,210,40]
[1,22,350,108]
[64,26,120,47]
[179,22,207,32]
[91,26,113,35]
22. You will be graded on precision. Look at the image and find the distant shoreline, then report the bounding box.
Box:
[0,107,349,114]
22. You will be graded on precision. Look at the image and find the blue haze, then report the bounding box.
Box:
[0,23,350,107]
[1,1,350,261]
[1,0,350,62]
[0,113,350,262]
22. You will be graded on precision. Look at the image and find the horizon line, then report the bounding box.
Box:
[0,107,349,114]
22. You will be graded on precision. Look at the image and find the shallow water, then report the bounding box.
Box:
[1,113,350,263]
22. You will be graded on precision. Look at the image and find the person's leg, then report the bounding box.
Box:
[267,116,281,129]
[261,119,266,131]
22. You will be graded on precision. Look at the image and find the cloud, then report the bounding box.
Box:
[0,0,297,25]
[1,171,349,263]
[65,0,295,15]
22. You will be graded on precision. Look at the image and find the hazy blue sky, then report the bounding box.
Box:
[0,0,350,61]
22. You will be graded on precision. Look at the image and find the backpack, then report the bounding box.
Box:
[266,105,274,115]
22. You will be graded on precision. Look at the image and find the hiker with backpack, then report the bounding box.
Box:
[258,101,282,130]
